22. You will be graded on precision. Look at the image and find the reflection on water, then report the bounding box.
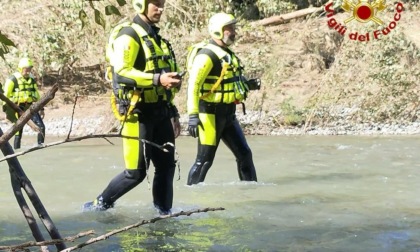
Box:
[0,136,420,251]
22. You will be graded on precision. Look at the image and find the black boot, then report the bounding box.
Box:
[14,136,21,149]
[37,132,44,146]
[82,196,114,212]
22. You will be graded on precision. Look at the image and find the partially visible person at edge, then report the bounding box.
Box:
[186,13,259,185]
[2,57,45,149]
[83,0,182,216]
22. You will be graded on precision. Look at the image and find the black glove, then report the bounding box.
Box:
[246,78,261,90]
[188,114,202,138]
[169,104,180,118]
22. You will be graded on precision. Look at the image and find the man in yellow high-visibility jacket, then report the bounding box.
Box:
[186,13,259,185]
[83,0,182,216]
[3,57,45,149]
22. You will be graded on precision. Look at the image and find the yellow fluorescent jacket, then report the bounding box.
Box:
[187,43,248,115]
[4,72,40,104]
[109,21,179,103]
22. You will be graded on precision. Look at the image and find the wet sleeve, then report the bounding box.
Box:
[187,54,213,115]
[111,34,158,88]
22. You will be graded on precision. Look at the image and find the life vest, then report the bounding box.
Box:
[106,20,178,120]
[8,73,39,104]
[187,42,249,104]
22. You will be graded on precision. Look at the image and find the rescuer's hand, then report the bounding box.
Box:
[188,114,202,138]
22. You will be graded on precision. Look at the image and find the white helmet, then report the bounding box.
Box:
[133,0,146,14]
[208,13,237,40]
[18,57,34,72]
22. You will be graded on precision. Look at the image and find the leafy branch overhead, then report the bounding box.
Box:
[0,31,16,60]
[79,0,127,29]
[0,0,127,60]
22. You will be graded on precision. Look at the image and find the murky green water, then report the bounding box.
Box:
[1,135,419,251]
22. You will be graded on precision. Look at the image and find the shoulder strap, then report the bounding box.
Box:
[117,25,141,45]
[197,48,222,75]
[106,22,141,63]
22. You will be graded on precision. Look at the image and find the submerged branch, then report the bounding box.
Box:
[61,207,225,252]
[0,208,225,252]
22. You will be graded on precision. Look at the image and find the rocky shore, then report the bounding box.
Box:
[1,109,419,138]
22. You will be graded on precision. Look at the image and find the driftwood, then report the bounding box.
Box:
[252,6,324,26]
[0,84,58,145]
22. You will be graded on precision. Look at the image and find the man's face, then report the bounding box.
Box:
[146,0,165,23]
[222,24,237,46]
[21,67,32,78]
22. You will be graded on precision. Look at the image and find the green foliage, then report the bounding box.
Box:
[30,1,85,77]
[78,9,88,29]
[0,31,16,60]
[280,98,305,126]
[82,0,127,29]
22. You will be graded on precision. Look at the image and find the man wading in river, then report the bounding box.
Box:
[83,0,182,216]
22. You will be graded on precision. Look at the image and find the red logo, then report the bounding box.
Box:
[325,1,404,42]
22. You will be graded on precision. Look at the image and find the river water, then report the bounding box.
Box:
[0,135,419,251]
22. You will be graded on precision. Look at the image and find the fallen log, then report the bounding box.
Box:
[252,6,324,26]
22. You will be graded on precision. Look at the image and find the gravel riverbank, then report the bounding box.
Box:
[1,109,419,138]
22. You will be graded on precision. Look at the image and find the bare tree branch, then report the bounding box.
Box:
[66,95,79,139]
[0,84,58,145]
[0,127,66,251]
[0,230,94,251]
[61,207,225,252]
[0,134,174,163]
[0,92,40,133]
[10,174,50,252]
[0,208,225,252]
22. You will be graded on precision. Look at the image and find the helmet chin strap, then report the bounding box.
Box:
[142,13,153,23]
